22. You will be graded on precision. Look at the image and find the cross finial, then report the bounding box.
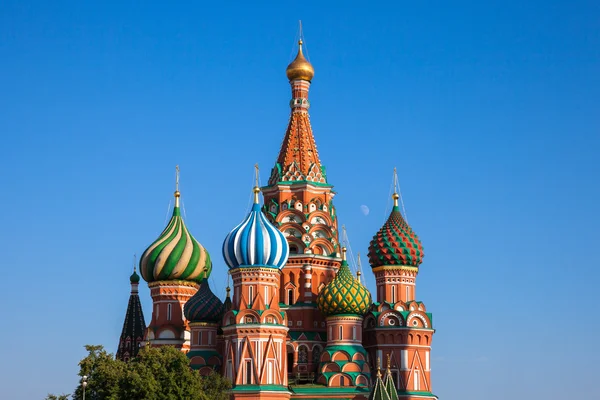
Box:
[299,20,303,45]
[356,252,362,281]
[392,167,400,207]
[253,164,260,204]
[175,165,180,192]
[387,353,391,369]
[133,254,137,273]
[376,356,382,378]
[254,163,259,187]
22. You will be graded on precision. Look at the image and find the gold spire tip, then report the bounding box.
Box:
[387,353,391,369]
[392,192,399,207]
[341,247,347,261]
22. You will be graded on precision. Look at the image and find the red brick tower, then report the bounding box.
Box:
[363,186,435,399]
[139,168,212,351]
[262,39,341,378]
[221,184,292,399]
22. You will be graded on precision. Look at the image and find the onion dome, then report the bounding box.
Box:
[286,40,314,82]
[368,193,424,268]
[140,184,212,284]
[317,248,372,316]
[183,280,225,323]
[222,186,289,269]
[130,268,140,284]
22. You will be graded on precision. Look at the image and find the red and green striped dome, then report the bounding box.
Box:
[368,194,424,268]
[140,191,211,284]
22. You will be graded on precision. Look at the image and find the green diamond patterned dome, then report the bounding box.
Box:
[317,250,372,316]
[140,191,212,284]
[368,193,424,268]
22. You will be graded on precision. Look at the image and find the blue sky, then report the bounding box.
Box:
[1,1,599,399]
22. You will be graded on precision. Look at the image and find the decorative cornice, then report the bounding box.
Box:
[372,265,419,273]
[148,280,199,288]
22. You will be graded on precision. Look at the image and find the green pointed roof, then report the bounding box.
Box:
[384,364,399,400]
[370,368,391,400]
[316,249,372,316]
[140,190,211,284]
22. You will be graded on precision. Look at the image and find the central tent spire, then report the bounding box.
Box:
[269,32,326,185]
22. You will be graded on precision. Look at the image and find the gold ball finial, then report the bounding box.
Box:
[341,246,347,261]
[392,192,399,207]
[174,190,181,198]
[286,40,314,81]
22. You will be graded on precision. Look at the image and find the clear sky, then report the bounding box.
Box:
[1,1,598,399]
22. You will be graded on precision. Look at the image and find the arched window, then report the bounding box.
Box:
[352,326,356,340]
[339,326,343,340]
[391,286,396,303]
[245,360,253,384]
[249,286,254,305]
[167,304,172,321]
[312,346,322,364]
[406,286,410,301]
[298,346,308,364]
[414,370,420,390]
[287,289,294,305]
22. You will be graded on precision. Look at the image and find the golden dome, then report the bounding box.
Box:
[286,40,314,82]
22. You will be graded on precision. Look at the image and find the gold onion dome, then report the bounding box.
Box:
[140,185,212,284]
[286,40,314,82]
[317,248,372,316]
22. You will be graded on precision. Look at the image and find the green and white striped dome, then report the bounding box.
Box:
[140,190,211,284]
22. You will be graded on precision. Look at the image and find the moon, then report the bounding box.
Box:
[360,205,370,216]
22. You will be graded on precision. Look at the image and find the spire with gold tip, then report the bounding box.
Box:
[140,166,212,284]
[384,354,399,400]
[316,247,372,316]
[368,169,424,269]
[369,357,391,400]
[286,39,314,82]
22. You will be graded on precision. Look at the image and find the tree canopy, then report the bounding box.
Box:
[69,344,230,400]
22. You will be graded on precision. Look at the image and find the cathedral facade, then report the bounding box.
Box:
[117,38,436,400]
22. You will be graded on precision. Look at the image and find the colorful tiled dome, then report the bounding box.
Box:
[317,248,372,316]
[223,187,289,270]
[368,193,424,268]
[140,190,212,284]
[184,280,225,323]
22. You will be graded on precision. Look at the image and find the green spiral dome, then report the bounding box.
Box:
[140,192,211,284]
[317,253,372,317]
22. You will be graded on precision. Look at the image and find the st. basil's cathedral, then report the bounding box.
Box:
[116,37,436,400]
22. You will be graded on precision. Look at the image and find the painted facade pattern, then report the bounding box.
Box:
[119,38,437,400]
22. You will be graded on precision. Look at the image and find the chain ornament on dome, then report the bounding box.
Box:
[342,225,359,276]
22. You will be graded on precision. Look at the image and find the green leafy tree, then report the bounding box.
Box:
[45,395,70,400]
[71,345,230,400]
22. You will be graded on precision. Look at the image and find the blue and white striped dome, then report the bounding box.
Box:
[223,189,289,270]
